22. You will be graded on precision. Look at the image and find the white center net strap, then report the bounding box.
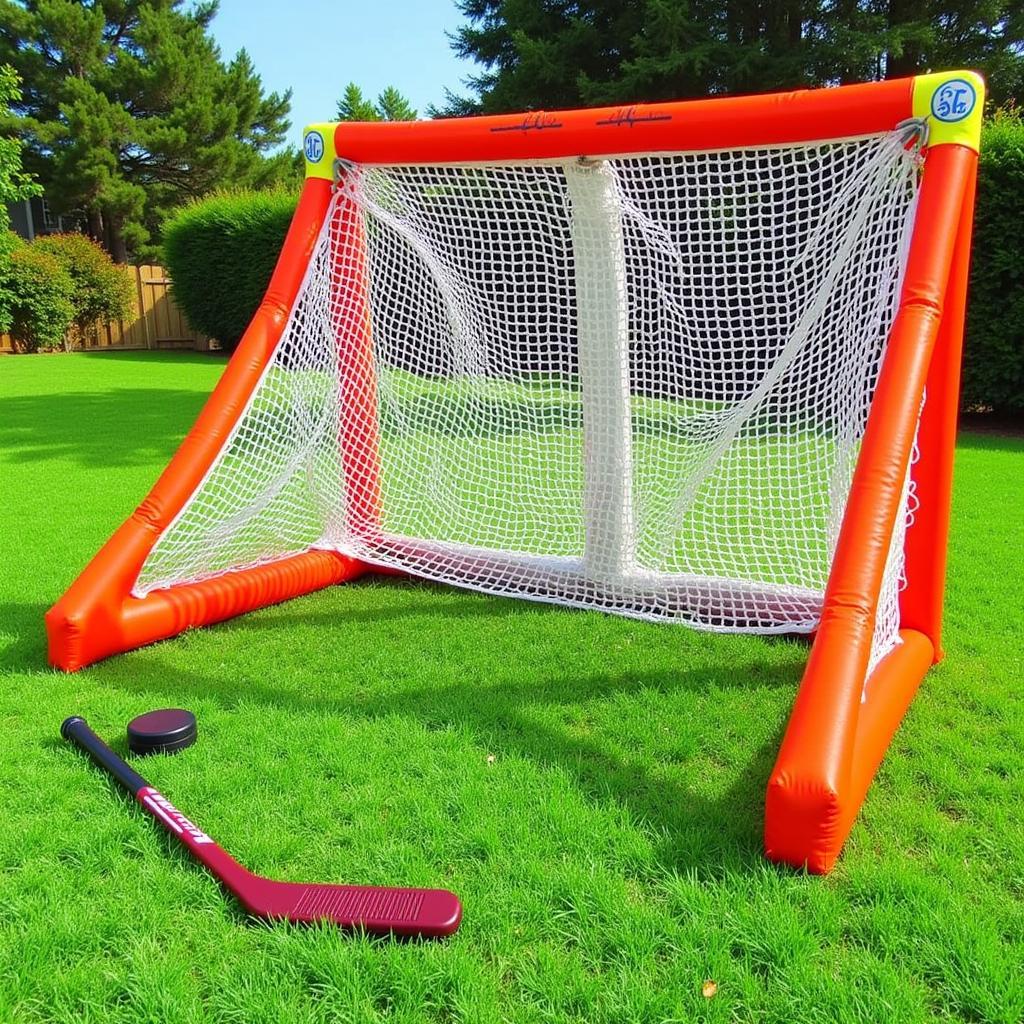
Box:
[135,131,921,666]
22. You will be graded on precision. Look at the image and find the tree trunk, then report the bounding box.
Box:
[787,2,802,48]
[726,0,741,47]
[87,207,104,244]
[107,213,128,264]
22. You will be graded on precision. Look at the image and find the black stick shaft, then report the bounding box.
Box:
[61,716,150,796]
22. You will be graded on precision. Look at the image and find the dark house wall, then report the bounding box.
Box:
[5,196,78,240]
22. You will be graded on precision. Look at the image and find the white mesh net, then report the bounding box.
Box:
[136,130,922,667]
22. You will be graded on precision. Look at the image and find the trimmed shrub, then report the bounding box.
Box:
[965,110,1024,415]
[4,244,75,352]
[162,189,299,351]
[32,233,134,341]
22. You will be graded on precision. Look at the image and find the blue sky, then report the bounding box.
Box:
[210,0,477,137]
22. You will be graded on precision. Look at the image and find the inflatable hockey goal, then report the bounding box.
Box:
[48,71,983,873]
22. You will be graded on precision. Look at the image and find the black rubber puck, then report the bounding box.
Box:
[127,709,197,756]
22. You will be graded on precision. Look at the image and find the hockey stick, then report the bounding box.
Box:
[61,716,462,938]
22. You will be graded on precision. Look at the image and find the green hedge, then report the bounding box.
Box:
[965,109,1024,415]
[162,189,299,351]
[2,232,136,350]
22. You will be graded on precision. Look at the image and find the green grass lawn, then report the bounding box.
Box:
[1,351,1022,1023]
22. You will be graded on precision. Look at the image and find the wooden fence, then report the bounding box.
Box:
[0,263,213,353]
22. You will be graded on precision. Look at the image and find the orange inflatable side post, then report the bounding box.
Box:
[764,140,979,873]
[330,170,383,543]
[900,164,978,660]
[46,177,373,671]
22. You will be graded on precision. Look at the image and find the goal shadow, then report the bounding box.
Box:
[80,579,804,876]
[0,387,209,469]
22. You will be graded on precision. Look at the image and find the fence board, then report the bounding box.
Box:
[0,263,210,353]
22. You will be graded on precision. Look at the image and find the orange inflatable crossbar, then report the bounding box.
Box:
[332,79,912,164]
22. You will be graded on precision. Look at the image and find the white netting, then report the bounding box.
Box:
[135,130,922,666]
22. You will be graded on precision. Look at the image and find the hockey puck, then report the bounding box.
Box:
[127,709,197,756]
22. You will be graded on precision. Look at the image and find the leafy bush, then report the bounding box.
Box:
[32,233,134,340]
[4,244,75,352]
[162,189,298,351]
[0,229,24,333]
[965,109,1024,415]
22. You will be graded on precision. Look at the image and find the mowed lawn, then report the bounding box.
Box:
[0,351,1021,1024]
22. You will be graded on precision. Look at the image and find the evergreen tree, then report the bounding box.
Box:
[445,0,1022,113]
[0,65,38,222]
[337,83,380,122]
[0,1,294,260]
[336,82,417,121]
[377,85,417,121]
[0,63,41,332]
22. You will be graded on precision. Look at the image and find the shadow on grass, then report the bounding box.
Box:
[16,578,801,876]
[77,350,229,367]
[0,388,209,468]
[0,601,49,671]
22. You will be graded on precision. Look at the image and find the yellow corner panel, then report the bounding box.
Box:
[913,71,984,151]
[303,123,337,179]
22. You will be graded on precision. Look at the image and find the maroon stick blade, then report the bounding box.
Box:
[139,786,463,937]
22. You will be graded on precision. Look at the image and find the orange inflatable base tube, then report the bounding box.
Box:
[46,543,371,672]
[764,629,933,873]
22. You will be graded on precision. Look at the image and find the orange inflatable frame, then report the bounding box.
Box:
[47,72,983,874]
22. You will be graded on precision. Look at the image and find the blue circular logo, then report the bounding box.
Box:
[304,130,325,163]
[931,79,976,123]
